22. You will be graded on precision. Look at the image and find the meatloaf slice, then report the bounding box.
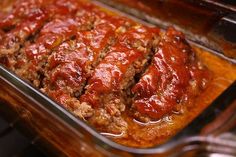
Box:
[0,0,84,70]
[79,25,160,134]
[41,39,93,117]
[0,8,48,69]
[131,27,211,122]
[42,15,134,118]
[14,16,82,87]
[13,2,132,88]
[13,3,101,86]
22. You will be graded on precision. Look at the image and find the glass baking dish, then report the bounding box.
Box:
[0,0,236,156]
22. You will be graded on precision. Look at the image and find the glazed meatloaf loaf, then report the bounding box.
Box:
[0,0,211,146]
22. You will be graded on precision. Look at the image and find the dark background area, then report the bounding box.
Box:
[0,116,48,157]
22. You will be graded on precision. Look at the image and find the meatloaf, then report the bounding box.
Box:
[0,0,211,146]
[131,27,210,122]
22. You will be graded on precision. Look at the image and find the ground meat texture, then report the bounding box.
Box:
[76,15,134,73]
[14,3,130,88]
[80,25,159,134]
[43,40,88,99]
[0,8,48,69]
[43,15,133,119]
[42,39,93,117]
[14,16,81,87]
[0,0,84,70]
[13,1,99,87]
[131,27,210,122]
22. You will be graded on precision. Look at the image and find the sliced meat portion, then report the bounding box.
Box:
[25,17,80,59]
[0,8,48,68]
[80,25,160,134]
[42,15,134,118]
[14,16,81,87]
[131,27,210,122]
[42,40,89,109]
[0,0,84,70]
[13,1,102,87]
[76,15,134,73]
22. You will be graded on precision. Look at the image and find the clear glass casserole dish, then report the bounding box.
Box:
[0,0,236,156]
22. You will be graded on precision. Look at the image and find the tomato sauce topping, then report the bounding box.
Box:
[132,27,210,120]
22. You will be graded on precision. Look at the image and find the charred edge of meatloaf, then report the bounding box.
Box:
[130,27,211,123]
[78,24,160,134]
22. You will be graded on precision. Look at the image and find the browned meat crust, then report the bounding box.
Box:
[0,0,85,70]
[42,11,135,121]
[79,25,159,134]
[0,7,48,69]
[131,27,211,122]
